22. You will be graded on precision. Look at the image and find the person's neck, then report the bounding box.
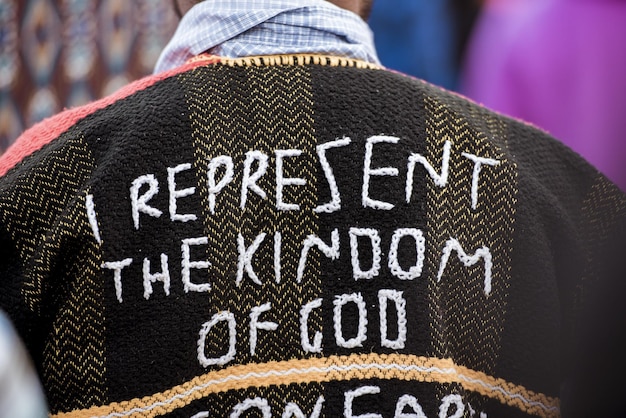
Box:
[328,0,371,20]
[327,0,360,16]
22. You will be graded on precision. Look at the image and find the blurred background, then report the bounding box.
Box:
[0,0,177,152]
[1,0,624,190]
[369,0,481,91]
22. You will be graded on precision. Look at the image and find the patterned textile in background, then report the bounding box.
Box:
[0,0,178,154]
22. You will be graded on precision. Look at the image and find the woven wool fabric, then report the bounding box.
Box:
[0,54,625,418]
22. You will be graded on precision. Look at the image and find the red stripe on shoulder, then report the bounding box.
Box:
[0,57,217,177]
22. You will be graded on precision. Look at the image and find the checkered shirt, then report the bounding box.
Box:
[154,0,380,73]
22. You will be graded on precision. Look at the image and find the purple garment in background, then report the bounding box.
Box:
[462,0,626,191]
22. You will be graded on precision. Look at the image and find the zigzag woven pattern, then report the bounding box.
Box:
[182,62,324,408]
[0,132,106,411]
[0,133,94,314]
[41,190,107,412]
[183,63,321,362]
[424,95,517,407]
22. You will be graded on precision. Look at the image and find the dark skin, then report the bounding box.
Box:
[331,0,373,19]
[174,0,374,20]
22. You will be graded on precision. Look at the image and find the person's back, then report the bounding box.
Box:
[0,1,625,417]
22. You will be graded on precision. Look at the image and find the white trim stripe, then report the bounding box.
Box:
[52,354,560,418]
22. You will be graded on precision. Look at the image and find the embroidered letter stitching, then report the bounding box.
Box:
[300,298,323,353]
[315,137,351,213]
[394,394,427,418]
[362,135,400,210]
[85,193,102,244]
[461,152,500,210]
[168,163,197,222]
[275,149,307,211]
[181,237,211,293]
[437,238,493,296]
[311,395,325,418]
[378,289,407,350]
[241,151,269,209]
[388,228,425,280]
[249,302,278,356]
[349,228,382,280]
[237,233,267,287]
[438,394,465,418]
[344,386,383,418]
[282,403,306,418]
[142,253,171,300]
[231,398,272,418]
[207,155,234,215]
[130,174,162,230]
[274,232,282,284]
[297,229,340,283]
[406,140,451,203]
[197,311,237,367]
[334,293,368,348]
[102,258,133,303]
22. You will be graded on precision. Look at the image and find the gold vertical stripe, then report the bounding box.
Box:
[424,97,518,406]
[42,190,107,411]
[183,62,320,362]
[0,133,107,411]
[181,61,323,414]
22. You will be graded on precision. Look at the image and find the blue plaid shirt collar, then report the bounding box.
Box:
[154,0,380,73]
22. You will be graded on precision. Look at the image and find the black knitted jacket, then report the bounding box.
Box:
[1,55,625,418]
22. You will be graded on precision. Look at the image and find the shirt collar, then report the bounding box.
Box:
[155,0,379,73]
